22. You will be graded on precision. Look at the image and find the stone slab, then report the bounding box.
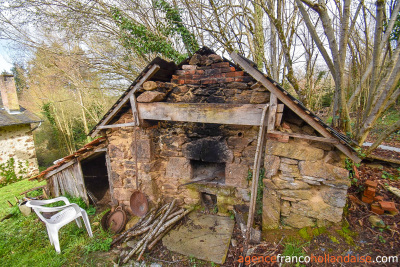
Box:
[265,140,324,161]
[162,212,234,264]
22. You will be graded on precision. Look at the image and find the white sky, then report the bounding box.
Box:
[0,46,13,73]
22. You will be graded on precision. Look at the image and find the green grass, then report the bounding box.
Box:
[0,179,45,217]
[281,238,308,267]
[0,179,113,266]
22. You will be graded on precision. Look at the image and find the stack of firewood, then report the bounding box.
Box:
[111,199,193,264]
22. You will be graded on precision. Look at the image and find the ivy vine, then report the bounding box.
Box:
[111,0,199,63]
[0,158,29,187]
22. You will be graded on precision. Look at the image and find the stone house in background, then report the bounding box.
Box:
[0,74,41,181]
[33,47,361,230]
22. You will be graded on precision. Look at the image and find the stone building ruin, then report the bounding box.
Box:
[34,47,360,230]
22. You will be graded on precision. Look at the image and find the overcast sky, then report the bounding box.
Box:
[0,45,13,73]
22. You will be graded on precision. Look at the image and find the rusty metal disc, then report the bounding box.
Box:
[130,191,148,217]
[106,207,127,234]
[100,210,111,231]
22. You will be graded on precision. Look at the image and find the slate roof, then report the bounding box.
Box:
[0,105,42,127]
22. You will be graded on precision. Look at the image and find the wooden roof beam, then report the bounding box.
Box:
[90,64,160,137]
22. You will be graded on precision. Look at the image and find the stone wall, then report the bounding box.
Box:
[106,109,259,214]
[262,115,349,229]
[0,124,39,181]
[105,52,269,213]
[104,51,351,228]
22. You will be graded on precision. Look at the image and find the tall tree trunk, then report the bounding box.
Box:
[253,0,265,70]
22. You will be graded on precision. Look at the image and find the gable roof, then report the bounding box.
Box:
[0,105,41,127]
[88,47,360,162]
[89,57,176,137]
[230,52,360,163]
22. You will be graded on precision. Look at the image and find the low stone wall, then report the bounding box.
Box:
[262,120,349,229]
[0,124,39,181]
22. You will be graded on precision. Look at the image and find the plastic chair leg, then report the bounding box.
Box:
[81,212,93,237]
[49,227,61,253]
[46,225,53,245]
[75,217,82,228]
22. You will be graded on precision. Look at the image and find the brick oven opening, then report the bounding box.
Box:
[191,160,225,184]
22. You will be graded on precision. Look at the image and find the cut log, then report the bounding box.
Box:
[136,200,176,260]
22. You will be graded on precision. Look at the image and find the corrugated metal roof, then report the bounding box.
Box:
[29,137,106,181]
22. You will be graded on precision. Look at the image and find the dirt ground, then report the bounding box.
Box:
[101,144,400,267]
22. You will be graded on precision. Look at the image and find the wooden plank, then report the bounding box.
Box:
[58,173,66,196]
[245,104,269,250]
[230,52,361,163]
[268,130,339,144]
[267,93,277,132]
[98,122,136,129]
[275,104,284,127]
[91,64,160,137]
[130,94,140,126]
[105,153,115,203]
[76,161,89,205]
[44,159,77,179]
[275,113,283,127]
[366,155,400,165]
[51,177,59,197]
[137,102,266,126]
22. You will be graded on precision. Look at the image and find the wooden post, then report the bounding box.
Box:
[244,104,269,250]
[105,152,116,203]
[267,93,277,132]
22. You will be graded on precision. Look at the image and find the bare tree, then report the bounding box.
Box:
[295,0,400,151]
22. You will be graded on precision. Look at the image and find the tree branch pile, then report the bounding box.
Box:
[111,200,193,264]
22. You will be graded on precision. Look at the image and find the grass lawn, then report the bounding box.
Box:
[0,179,114,267]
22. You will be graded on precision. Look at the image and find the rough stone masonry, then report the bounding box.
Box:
[104,51,350,230]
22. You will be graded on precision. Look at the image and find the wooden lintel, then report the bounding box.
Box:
[98,122,136,129]
[94,148,107,153]
[91,64,160,137]
[268,131,339,144]
[230,52,361,163]
[44,159,77,179]
[137,102,266,126]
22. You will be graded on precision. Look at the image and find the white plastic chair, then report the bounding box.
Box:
[26,196,93,253]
